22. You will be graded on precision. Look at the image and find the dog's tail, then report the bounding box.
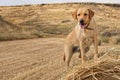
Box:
[63,52,66,61]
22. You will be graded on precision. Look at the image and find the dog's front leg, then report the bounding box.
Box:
[79,41,85,65]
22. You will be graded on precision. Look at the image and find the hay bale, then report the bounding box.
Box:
[65,61,120,80]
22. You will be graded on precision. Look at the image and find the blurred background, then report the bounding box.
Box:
[0,0,120,6]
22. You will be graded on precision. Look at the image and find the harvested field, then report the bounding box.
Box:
[0,38,119,80]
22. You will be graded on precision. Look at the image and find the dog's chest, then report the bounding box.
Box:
[76,27,93,38]
[82,37,93,48]
[76,28,94,47]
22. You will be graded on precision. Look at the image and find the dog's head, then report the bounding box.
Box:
[72,8,94,28]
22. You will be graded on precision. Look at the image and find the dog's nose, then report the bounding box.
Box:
[80,20,84,25]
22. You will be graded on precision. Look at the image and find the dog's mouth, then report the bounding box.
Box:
[80,24,86,28]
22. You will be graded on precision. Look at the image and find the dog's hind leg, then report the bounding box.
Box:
[63,52,66,61]
[64,45,73,66]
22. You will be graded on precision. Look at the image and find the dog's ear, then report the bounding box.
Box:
[88,9,94,19]
[72,9,78,20]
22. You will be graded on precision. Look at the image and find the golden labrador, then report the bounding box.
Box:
[63,8,98,66]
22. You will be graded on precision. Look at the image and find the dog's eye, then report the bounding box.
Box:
[84,13,88,16]
[77,14,80,16]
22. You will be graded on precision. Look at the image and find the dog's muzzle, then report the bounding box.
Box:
[79,20,86,28]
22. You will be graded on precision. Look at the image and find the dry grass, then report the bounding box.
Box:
[65,60,120,80]
[100,29,120,44]
[100,36,109,43]
[0,38,119,80]
[0,38,66,80]
[109,36,120,44]
[65,46,120,80]
[0,3,120,42]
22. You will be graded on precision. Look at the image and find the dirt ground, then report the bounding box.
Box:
[0,38,119,80]
[0,38,66,80]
